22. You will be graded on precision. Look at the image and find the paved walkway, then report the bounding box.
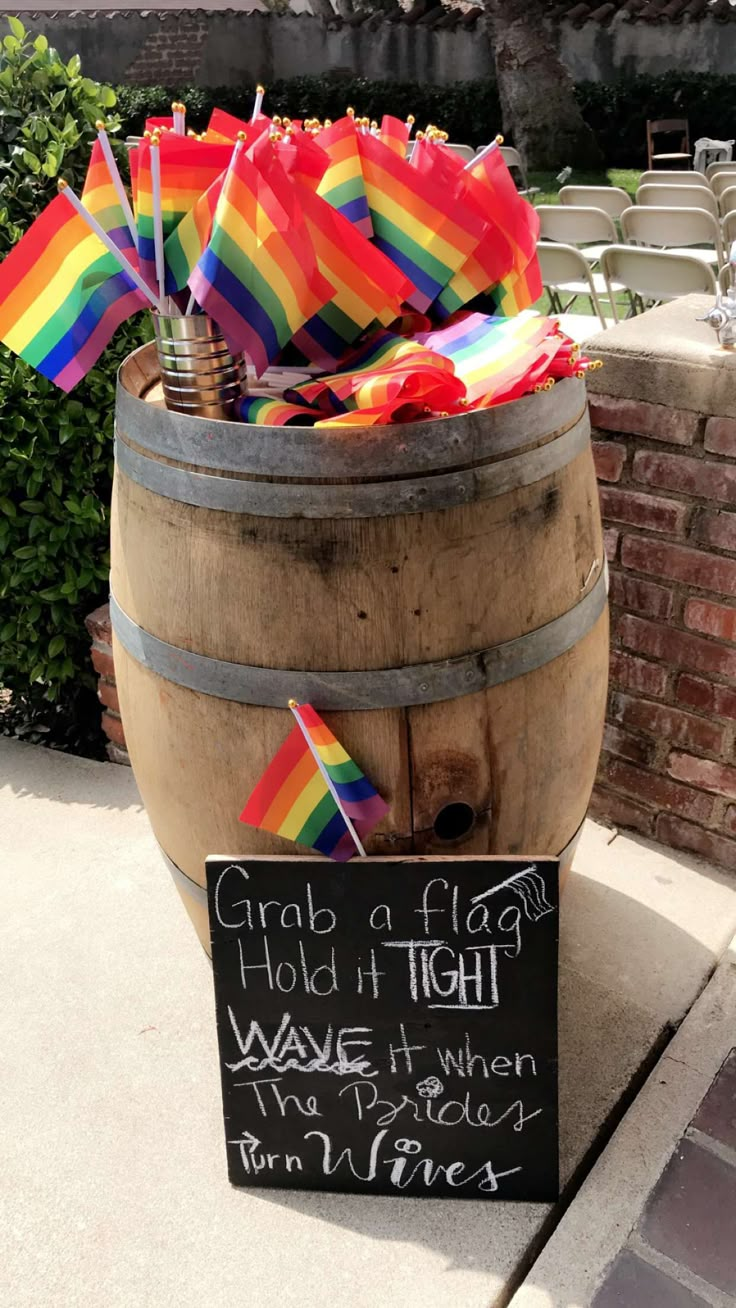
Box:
[1,736,735,1307]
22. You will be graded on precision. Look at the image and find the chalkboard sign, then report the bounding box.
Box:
[207,856,559,1201]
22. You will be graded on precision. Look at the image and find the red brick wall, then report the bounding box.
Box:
[85,604,129,766]
[589,394,736,872]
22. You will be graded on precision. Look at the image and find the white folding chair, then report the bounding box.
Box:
[639,170,709,189]
[621,206,723,268]
[709,172,736,200]
[559,185,631,220]
[445,143,475,163]
[636,184,719,218]
[706,160,736,181]
[719,186,736,218]
[498,145,539,201]
[722,210,736,251]
[600,246,716,316]
[536,242,620,326]
[537,205,618,264]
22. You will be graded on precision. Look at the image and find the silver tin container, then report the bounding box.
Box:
[151,312,246,419]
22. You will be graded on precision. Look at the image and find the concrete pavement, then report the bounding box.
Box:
[1,736,735,1308]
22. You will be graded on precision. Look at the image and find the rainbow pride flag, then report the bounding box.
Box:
[240,703,388,860]
[287,329,464,419]
[0,192,145,392]
[291,184,412,368]
[136,136,234,292]
[316,117,373,238]
[188,143,334,374]
[414,311,553,404]
[357,132,488,312]
[380,115,410,158]
[407,141,514,318]
[465,144,542,314]
[203,106,271,145]
[234,394,318,426]
[164,167,226,293]
[81,140,136,259]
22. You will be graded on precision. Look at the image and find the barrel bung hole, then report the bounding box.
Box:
[433,802,476,843]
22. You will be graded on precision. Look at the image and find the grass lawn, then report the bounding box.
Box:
[527,169,641,206]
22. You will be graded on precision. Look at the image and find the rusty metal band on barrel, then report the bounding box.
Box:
[109,567,607,711]
[159,821,587,909]
[114,410,589,518]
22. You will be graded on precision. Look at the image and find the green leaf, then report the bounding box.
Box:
[66,54,81,77]
[8,16,25,40]
[100,86,117,109]
[13,545,36,560]
[48,634,65,658]
[0,497,17,519]
[22,150,40,174]
[33,34,48,53]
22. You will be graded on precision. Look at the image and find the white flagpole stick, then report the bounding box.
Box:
[466,134,503,172]
[406,114,415,139]
[149,135,171,314]
[185,292,197,316]
[95,121,138,252]
[288,700,366,858]
[252,83,265,123]
[58,180,166,313]
[172,101,186,136]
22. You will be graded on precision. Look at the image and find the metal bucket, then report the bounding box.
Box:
[151,313,246,419]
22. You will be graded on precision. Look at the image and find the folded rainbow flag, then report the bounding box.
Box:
[234,395,318,426]
[414,311,553,404]
[286,329,463,418]
[316,117,373,238]
[0,192,145,392]
[240,702,388,860]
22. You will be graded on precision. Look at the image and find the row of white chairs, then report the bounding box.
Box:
[538,204,728,270]
[537,243,716,343]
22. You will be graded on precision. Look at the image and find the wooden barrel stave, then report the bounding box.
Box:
[111,344,608,953]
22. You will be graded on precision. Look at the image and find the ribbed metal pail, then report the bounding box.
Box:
[151,313,246,419]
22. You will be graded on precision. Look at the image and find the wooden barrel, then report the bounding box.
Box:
[111,342,609,953]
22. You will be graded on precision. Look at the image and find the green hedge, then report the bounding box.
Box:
[116,71,736,169]
[0,17,151,752]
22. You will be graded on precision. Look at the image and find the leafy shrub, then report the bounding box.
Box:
[0,17,150,738]
[118,70,736,168]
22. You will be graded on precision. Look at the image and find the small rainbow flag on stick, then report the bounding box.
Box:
[0,190,146,391]
[240,702,389,860]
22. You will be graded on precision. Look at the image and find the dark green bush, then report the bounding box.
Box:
[0,17,150,734]
[117,70,736,169]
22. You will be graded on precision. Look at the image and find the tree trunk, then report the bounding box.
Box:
[485,0,602,172]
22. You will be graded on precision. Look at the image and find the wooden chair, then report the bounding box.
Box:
[647,118,691,170]
[636,184,719,219]
[621,206,723,268]
[600,246,714,316]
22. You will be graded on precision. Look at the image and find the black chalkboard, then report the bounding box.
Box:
[206,856,559,1201]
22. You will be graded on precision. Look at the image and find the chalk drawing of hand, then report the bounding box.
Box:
[416,1076,444,1099]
